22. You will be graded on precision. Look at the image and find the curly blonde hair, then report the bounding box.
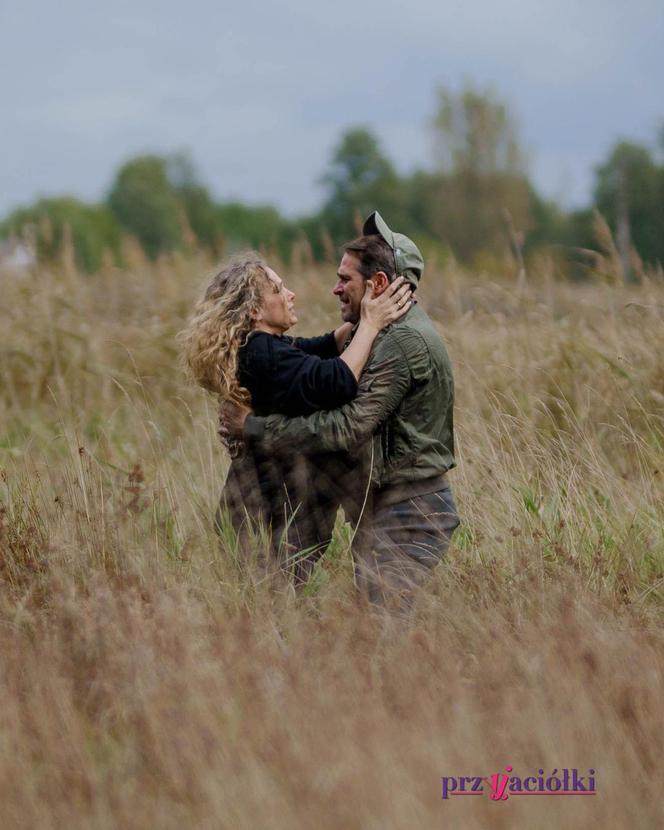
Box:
[180,253,270,403]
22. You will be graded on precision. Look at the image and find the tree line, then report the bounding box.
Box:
[2,83,663,276]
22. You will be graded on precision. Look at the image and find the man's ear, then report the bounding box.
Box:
[371,271,389,295]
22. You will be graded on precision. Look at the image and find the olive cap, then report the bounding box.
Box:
[363,210,424,286]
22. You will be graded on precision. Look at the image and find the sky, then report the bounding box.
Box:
[1,0,663,218]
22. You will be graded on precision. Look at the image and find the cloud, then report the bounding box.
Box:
[1,0,663,214]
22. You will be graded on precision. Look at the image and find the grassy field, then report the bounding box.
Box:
[1,247,663,828]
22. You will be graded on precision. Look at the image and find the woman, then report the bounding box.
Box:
[182,252,411,579]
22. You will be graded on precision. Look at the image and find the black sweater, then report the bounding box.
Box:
[237,330,358,417]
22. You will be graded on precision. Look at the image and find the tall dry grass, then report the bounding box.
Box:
[1,247,663,828]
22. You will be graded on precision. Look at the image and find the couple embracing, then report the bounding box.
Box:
[183,211,459,614]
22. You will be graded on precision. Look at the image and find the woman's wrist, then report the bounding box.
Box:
[357,319,380,336]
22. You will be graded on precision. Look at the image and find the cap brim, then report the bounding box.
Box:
[362,211,394,248]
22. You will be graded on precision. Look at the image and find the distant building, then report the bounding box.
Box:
[0,236,36,271]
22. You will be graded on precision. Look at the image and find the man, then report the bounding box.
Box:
[222,211,459,613]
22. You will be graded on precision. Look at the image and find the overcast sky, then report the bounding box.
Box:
[2,0,662,218]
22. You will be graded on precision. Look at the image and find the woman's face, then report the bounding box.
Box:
[253,267,297,335]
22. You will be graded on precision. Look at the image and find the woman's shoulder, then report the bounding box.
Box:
[243,331,295,356]
[242,330,270,352]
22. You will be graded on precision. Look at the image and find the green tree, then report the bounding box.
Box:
[216,202,295,260]
[107,155,183,259]
[593,140,663,267]
[166,152,220,249]
[320,127,405,242]
[432,84,525,175]
[425,83,534,262]
[1,197,121,272]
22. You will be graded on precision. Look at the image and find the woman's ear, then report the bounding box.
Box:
[250,307,262,322]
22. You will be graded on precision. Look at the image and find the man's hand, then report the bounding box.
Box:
[218,399,252,455]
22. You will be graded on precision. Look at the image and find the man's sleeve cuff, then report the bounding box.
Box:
[243,414,266,445]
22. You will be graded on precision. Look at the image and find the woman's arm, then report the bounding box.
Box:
[243,334,358,416]
[338,277,412,381]
[240,279,411,416]
[293,277,410,360]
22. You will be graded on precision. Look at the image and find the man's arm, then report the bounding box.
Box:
[243,332,411,455]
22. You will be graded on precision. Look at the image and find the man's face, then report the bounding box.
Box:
[333,253,366,324]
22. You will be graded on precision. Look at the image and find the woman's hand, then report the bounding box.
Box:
[360,276,413,332]
[339,277,413,380]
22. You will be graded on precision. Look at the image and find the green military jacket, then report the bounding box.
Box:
[244,302,455,507]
